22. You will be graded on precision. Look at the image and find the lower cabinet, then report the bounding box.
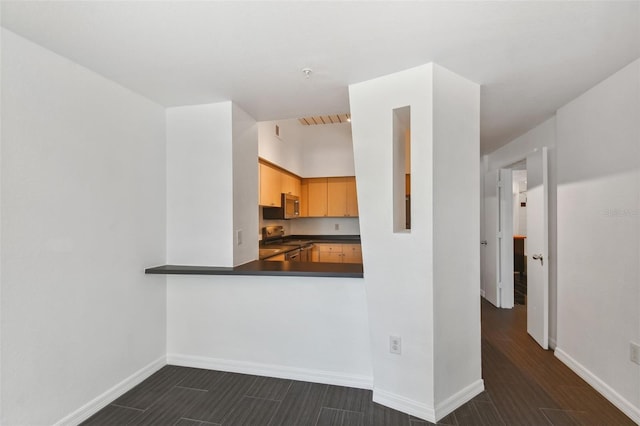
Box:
[312,243,362,264]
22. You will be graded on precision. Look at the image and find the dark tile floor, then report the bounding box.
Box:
[82,300,634,425]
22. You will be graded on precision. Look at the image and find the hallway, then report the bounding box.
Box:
[480,299,634,425]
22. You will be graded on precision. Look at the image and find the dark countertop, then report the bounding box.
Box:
[145,260,363,278]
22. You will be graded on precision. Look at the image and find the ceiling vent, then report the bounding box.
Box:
[298,114,351,126]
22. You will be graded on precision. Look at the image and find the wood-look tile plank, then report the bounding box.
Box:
[219,395,280,426]
[315,407,364,426]
[112,365,188,410]
[451,402,483,425]
[472,401,505,426]
[131,386,208,425]
[175,367,226,391]
[245,376,292,400]
[80,404,144,425]
[322,385,371,413]
[174,418,221,426]
[436,412,458,425]
[180,372,258,423]
[268,381,327,426]
[551,385,636,425]
[316,407,345,426]
[366,402,411,426]
[539,408,584,426]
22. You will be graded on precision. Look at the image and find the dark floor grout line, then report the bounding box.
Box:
[174,385,209,392]
[243,394,285,403]
[109,402,145,412]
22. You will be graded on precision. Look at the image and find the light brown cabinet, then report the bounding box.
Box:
[300,180,309,217]
[303,176,358,217]
[312,243,362,264]
[259,162,282,207]
[259,159,302,207]
[306,178,329,217]
[282,173,301,197]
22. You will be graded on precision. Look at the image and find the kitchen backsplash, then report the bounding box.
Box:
[258,207,360,239]
[289,217,360,235]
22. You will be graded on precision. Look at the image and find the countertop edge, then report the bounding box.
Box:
[145,261,364,279]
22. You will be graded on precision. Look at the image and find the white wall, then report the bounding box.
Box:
[166,103,234,266]
[258,119,355,179]
[483,117,557,344]
[167,275,372,387]
[431,64,482,407]
[258,119,303,176]
[301,122,355,177]
[349,63,482,422]
[556,58,640,422]
[1,29,167,425]
[232,104,259,265]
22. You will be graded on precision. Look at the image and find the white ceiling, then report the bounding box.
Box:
[2,1,639,154]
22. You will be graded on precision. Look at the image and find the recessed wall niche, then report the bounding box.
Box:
[393,106,411,232]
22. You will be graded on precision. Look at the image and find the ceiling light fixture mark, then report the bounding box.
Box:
[302,67,313,79]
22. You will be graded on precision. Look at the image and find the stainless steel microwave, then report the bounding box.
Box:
[263,193,300,219]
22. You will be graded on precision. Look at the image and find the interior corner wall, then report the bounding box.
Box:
[232,104,259,266]
[431,65,482,409]
[166,102,234,266]
[257,119,303,175]
[350,64,439,420]
[1,29,167,425]
[484,117,557,345]
[556,58,640,422]
[301,122,355,177]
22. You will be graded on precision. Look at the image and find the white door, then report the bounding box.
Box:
[526,147,549,349]
[482,169,514,308]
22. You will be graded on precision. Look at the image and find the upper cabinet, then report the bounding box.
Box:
[306,178,329,217]
[259,159,302,207]
[303,176,358,217]
[259,162,282,207]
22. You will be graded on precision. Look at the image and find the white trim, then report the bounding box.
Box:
[548,337,557,350]
[434,379,485,421]
[372,388,435,422]
[555,348,640,424]
[167,353,373,390]
[54,356,166,426]
[480,289,486,298]
[372,379,484,423]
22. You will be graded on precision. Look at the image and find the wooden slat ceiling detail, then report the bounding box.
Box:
[298,113,351,126]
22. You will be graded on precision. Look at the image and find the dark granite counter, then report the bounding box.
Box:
[145,260,363,278]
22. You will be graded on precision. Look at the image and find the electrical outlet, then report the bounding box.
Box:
[236,229,243,246]
[631,342,640,365]
[390,336,402,355]
[335,223,340,231]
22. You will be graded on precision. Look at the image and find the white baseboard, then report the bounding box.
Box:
[555,348,640,424]
[480,289,486,298]
[372,388,435,422]
[54,355,166,426]
[548,336,557,350]
[372,379,484,423]
[434,379,485,421]
[167,353,373,390]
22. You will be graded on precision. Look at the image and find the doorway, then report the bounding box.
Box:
[481,147,549,349]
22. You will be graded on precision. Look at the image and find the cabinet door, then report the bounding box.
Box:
[259,163,282,207]
[327,177,348,217]
[310,245,319,262]
[342,244,362,263]
[317,243,343,263]
[307,178,328,217]
[281,173,301,197]
[346,177,359,217]
[300,180,309,217]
